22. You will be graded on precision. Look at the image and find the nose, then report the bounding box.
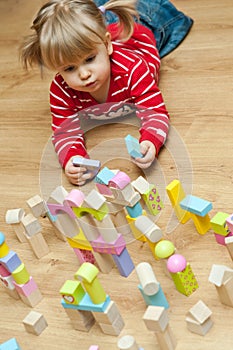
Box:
[78,66,91,80]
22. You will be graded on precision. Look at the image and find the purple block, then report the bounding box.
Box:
[0,251,21,273]
[112,248,134,277]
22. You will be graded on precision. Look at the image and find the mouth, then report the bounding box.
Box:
[85,81,96,87]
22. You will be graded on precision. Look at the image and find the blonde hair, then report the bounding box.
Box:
[20,0,138,71]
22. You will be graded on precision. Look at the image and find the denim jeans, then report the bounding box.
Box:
[94,0,193,58]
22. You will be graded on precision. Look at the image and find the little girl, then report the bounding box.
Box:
[20,0,192,186]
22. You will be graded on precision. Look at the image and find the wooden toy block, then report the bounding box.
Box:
[125,201,143,218]
[91,234,125,255]
[125,134,143,158]
[84,189,107,211]
[143,305,169,332]
[47,202,76,220]
[73,204,108,221]
[180,195,212,217]
[64,308,95,332]
[61,294,111,313]
[92,300,121,324]
[112,247,134,277]
[0,338,22,350]
[109,184,137,207]
[125,214,147,242]
[108,171,131,189]
[226,214,233,232]
[89,346,99,350]
[92,251,115,274]
[109,206,132,236]
[13,276,43,307]
[60,280,85,305]
[47,185,69,204]
[11,263,30,285]
[208,264,233,287]
[138,284,169,309]
[98,312,125,336]
[23,311,48,336]
[72,157,101,176]
[135,262,160,296]
[189,212,212,235]
[186,316,213,336]
[225,236,233,260]
[117,335,140,350]
[26,195,47,218]
[26,232,50,259]
[73,248,95,265]
[167,254,198,296]
[166,180,191,224]
[95,167,115,185]
[155,325,177,350]
[21,213,42,237]
[210,212,230,236]
[186,300,213,336]
[74,263,107,304]
[0,232,10,258]
[187,300,212,324]
[77,214,100,242]
[0,266,20,300]
[5,209,26,243]
[64,189,85,207]
[0,250,22,273]
[142,184,164,216]
[95,182,113,196]
[93,214,119,243]
[214,231,233,246]
[134,216,162,243]
[66,228,93,251]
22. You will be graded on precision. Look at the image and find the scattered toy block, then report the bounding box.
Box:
[225,236,233,260]
[72,157,101,176]
[112,248,134,277]
[209,264,233,307]
[210,212,230,236]
[64,307,95,332]
[5,209,26,243]
[89,346,99,350]
[93,300,124,335]
[226,214,233,233]
[186,300,213,336]
[214,231,233,246]
[125,134,143,158]
[0,250,22,273]
[0,338,22,350]
[95,167,115,185]
[26,232,50,259]
[166,179,191,224]
[117,335,141,350]
[60,280,85,305]
[23,311,48,335]
[21,213,42,237]
[26,195,47,217]
[134,216,162,243]
[180,195,212,234]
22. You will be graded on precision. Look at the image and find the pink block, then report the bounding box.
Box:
[215,231,233,245]
[108,171,131,189]
[91,234,126,255]
[47,202,76,219]
[95,183,113,196]
[0,263,10,277]
[13,276,38,296]
[89,346,99,350]
[73,248,95,264]
[64,189,85,207]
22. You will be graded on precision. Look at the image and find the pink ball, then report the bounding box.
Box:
[167,254,187,273]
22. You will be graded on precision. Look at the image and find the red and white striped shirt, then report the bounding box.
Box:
[50,23,170,167]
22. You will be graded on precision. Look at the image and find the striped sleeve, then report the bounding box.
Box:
[50,76,88,167]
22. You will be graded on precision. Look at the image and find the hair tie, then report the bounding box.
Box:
[98,5,106,14]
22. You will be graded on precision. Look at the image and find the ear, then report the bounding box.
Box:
[105,32,113,55]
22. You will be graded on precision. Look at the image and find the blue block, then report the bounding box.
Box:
[112,248,134,277]
[126,201,143,218]
[138,284,169,309]
[0,338,22,350]
[180,195,212,217]
[94,167,115,185]
[125,134,143,158]
[61,293,111,312]
[0,251,22,273]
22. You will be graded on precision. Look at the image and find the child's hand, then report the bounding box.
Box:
[64,156,94,186]
[132,141,156,169]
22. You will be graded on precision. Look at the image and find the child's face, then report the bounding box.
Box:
[57,34,113,101]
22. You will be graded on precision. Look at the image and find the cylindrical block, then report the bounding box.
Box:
[12,263,30,284]
[117,335,139,350]
[136,262,159,295]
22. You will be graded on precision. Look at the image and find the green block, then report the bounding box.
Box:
[60,280,85,305]
[210,212,230,236]
[170,263,198,296]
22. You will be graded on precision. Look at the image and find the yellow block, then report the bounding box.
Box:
[190,213,211,235]
[0,242,9,258]
[66,228,92,250]
[166,180,191,224]
[126,211,147,242]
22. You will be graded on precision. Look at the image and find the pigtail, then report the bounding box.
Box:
[103,0,139,41]
[19,32,43,70]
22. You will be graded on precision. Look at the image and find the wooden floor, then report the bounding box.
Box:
[1,0,233,349]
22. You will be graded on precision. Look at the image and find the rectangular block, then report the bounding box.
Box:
[166,179,191,224]
[0,251,22,273]
[61,294,111,313]
[210,212,230,236]
[125,134,143,158]
[0,338,22,350]
[180,195,212,217]
[23,311,48,335]
[143,306,169,332]
[112,248,134,277]
[72,157,101,176]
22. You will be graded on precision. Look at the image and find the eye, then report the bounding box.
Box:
[64,65,75,72]
[85,55,96,63]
